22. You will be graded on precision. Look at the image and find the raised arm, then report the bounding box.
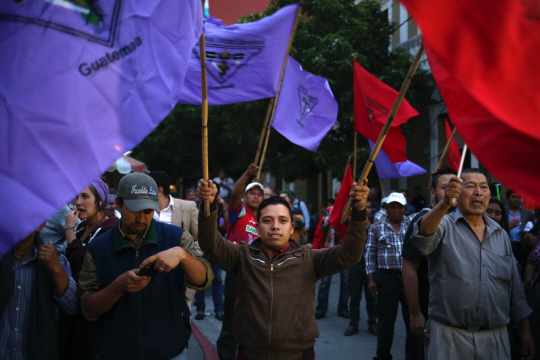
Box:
[418,176,461,236]
[197,179,242,272]
[229,164,259,210]
[312,180,369,278]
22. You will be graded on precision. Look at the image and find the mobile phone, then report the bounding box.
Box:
[138,262,158,277]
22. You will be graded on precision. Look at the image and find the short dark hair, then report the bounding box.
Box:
[431,166,457,189]
[460,167,484,178]
[256,196,293,223]
[399,189,409,197]
[506,188,517,199]
[148,171,170,196]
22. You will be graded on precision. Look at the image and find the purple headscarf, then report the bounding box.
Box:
[91,178,110,206]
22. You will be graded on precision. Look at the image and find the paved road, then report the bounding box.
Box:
[189,274,409,360]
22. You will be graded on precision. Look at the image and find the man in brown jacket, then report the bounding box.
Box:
[197,179,370,360]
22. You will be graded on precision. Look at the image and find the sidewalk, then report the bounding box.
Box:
[189,275,408,360]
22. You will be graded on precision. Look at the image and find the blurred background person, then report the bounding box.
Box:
[59,178,118,360]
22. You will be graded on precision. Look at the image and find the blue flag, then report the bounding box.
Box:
[272,57,338,152]
[0,0,203,253]
[178,4,300,105]
[369,141,426,179]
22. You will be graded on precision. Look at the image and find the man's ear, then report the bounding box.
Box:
[290,221,295,235]
[158,186,164,196]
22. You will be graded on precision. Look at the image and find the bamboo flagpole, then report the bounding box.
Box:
[257,3,304,178]
[254,98,275,166]
[427,127,457,189]
[340,44,425,224]
[200,3,210,217]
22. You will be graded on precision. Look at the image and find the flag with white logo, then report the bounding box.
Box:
[178,3,300,105]
[0,0,203,253]
[271,56,338,152]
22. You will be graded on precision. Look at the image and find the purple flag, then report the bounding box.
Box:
[368,141,427,179]
[272,57,338,151]
[0,1,202,254]
[178,4,300,105]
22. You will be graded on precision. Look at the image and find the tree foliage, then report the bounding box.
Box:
[132,0,433,190]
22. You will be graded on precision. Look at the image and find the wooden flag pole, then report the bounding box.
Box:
[353,132,357,179]
[379,178,385,198]
[254,98,275,166]
[340,44,425,224]
[200,4,210,217]
[427,127,457,189]
[257,3,303,179]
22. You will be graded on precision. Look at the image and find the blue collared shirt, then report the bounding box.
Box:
[0,247,78,360]
[508,207,522,242]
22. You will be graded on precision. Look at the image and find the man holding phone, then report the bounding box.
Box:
[78,173,213,360]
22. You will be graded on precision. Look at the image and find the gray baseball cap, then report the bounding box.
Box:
[117,173,160,213]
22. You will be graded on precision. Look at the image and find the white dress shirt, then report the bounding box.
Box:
[153,195,175,224]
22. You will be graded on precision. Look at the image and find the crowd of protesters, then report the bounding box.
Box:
[1,162,539,360]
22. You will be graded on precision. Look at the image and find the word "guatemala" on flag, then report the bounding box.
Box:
[0,0,203,254]
[354,59,419,163]
[178,3,300,105]
[272,56,338,152]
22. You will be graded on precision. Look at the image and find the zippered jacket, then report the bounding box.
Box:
[199,203,368,360]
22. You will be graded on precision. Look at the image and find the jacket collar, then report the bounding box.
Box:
[113,219,158,253]
[249,238,302,253]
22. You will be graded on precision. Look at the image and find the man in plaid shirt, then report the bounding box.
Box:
[365,192,416,360]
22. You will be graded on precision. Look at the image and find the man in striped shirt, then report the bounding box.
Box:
[365,192,416,360]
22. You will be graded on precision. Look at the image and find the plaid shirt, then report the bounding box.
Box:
[365,215,411,274]
[323,206,336,248]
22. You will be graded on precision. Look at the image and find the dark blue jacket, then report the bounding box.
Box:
[86,220,191,360]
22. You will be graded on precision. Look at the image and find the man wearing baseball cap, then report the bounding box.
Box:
[77,172,212,360]
[364,192,416,360]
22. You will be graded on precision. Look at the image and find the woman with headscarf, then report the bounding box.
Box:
[58,178,118,360]
[64,178,118,281]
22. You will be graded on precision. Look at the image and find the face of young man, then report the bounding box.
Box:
[244,188,264,212]
[458,173,490,216]
[387,202,406,223]
[507,193,522,209]
[431,174,457,213]
[117,199,154,239]
[256,204,294,252]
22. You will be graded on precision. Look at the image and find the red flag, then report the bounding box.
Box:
[311,211,325,250]
[329,163,353,240]
[444,119,461,171]
[399,0,540,207]
[354,60,419,163]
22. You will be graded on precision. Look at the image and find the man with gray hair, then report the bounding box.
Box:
[412,168,535,359]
